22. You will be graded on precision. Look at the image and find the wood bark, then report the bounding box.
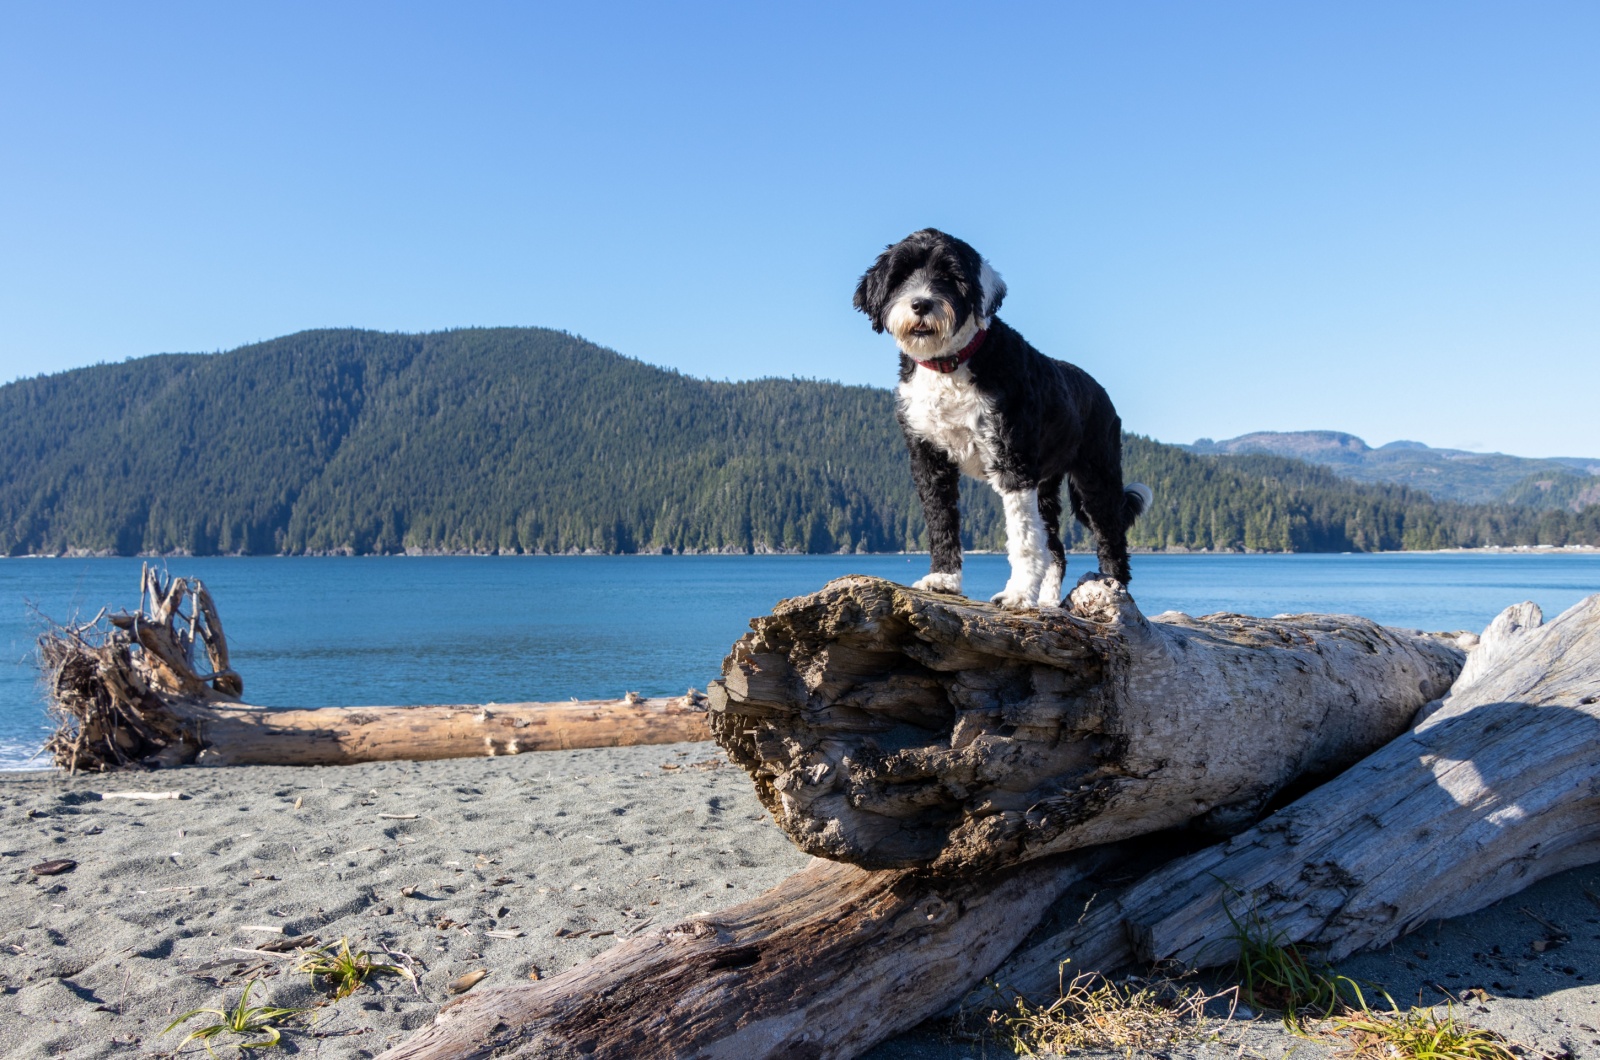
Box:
[40,566,708,771]
[995,593,1600,999]
[378,845,1131,1060]
[708,575,1466,874]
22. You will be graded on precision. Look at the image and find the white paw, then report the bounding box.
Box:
[1038,569,1064,608]
[913,572,963,595]
[990,586,1040,610]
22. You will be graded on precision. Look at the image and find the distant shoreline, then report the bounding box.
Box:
[4,544,1599,560]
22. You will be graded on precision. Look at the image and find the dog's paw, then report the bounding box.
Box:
[990,586,1040,610]
[1037,570,1065,608]
[912,572,963,595]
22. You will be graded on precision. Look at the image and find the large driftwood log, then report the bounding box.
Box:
[708,575,1465,873]
[996,593,1600,998]
[40,567,708,771]
[379,845,1132,1060]
[384,589,1593,1059]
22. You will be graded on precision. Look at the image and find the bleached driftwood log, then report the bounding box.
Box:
[40,567,708,771]
[996,593,1600,998]
[378,844,1131,1060]
[384,586,1596,1059]
[708,575,1465,873]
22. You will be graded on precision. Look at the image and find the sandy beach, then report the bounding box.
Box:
[3,743,1597,1060]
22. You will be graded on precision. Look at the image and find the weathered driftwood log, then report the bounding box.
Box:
[995,593,1600,999]
[98,696,709,770]
[385,587,1596,1059]
[379,844,1133,1060]
[708,575,1466,874]
[40,567,709,771]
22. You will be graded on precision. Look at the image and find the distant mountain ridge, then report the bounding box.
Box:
[2,328,1598,556]
[1186,431,1600,509]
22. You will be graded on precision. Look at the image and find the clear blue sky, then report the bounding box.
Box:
[3,2,1596,457]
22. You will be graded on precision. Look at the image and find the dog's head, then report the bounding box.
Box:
[852,228,1006,359]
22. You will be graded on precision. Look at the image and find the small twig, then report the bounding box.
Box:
[376,942,425,997]
[1517,906,1566,937]
[228,947,301,961]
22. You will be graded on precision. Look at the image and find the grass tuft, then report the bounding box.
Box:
[1222,891,1529,1059]
[163,979,303,1056]
[1224,893,1353,1024]
[1324,984,1521,1060]
[294,937,413,999]
[987,967,1222,1057]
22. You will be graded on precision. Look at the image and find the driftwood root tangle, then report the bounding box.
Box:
[41,565,245,771]
[709,575,1465,874]
[995,593,1600,999]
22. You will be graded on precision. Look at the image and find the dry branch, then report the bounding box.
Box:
[708,575,1465,873]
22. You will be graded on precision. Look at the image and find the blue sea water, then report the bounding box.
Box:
[3,552,1597,770]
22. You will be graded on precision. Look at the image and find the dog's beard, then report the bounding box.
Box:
[885,293,964,358]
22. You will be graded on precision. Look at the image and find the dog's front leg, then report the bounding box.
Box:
[991,483,1049,610]
[905,436,963,595]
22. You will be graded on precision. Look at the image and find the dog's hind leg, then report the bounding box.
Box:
[1069,467,1137,584]
[906,436,964,595]
[1037,474,1066,607]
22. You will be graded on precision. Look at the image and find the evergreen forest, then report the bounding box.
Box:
[2,327,1596,557]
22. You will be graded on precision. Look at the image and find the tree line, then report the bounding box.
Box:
[2,327,1595,557]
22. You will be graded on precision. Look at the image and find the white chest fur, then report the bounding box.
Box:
[896,367,996,479]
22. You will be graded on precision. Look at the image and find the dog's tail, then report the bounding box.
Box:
[1124,482,1153,524]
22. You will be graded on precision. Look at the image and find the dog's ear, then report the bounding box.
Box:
[979,258,1006,319]
[945,240,989,323]
[853,247,896,333]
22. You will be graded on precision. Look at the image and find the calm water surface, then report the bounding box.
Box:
[3,553,1597,769]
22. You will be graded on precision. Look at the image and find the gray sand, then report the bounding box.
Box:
[2,745,1597,1059]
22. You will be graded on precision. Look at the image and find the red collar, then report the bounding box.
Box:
[913,327,986,374]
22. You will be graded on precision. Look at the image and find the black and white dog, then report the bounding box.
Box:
[854,228,1151,609]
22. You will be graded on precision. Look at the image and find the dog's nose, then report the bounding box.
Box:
[910,297,935,316]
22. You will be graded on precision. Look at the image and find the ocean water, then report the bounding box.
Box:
[3,552,1597,770]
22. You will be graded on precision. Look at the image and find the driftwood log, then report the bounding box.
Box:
[708,575,1465,873]
[39,566,708,771]
[378,846,1135,1060]
[996,593,1600,998]
[385,581,1598,1060]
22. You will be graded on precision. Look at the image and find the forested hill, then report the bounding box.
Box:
[3,327,1596,556]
